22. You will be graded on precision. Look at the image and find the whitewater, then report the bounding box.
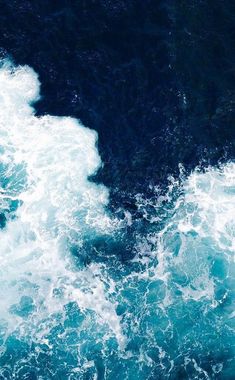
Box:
[0,61,234,379]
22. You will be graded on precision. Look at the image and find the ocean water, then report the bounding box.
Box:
[0,1,235,380]
[0,61,234,379]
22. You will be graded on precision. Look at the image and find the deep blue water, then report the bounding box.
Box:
[0,1,235,379]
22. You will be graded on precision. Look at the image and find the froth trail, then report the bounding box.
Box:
[0,61,124,346]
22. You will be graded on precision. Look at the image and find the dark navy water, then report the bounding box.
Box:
[1,1,235,199]
[0,1,234,379]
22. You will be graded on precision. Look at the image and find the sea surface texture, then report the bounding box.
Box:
[0,1,234,379]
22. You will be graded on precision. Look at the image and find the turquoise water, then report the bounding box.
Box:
[0,62,234,379]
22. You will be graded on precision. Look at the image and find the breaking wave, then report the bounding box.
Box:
[0,61,234,379]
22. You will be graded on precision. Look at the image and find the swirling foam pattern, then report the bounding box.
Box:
[0,62,234,379]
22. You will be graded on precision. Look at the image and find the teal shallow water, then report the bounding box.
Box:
[0,62,234,379]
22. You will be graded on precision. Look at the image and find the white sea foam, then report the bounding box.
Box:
[0,61,124,345]
[131,163,235,309]
[153,163,235,305]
